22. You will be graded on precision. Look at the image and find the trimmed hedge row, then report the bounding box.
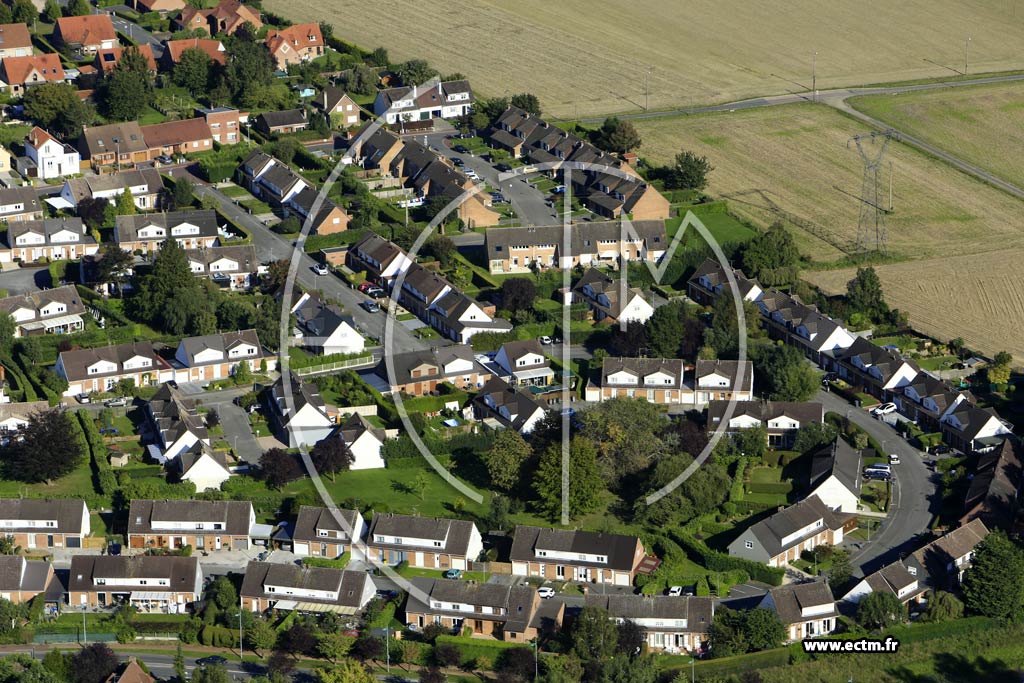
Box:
[302,552,351,569]
[78,411,117,497]
[433,635,523,668]
[672,531,784,586]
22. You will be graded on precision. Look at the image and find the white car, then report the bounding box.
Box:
[465,170,480,181]
[872,402,897,416]
[888,454,901,465]
[537,587,555,599]
[312,264,329,276]
[538,336,553,345]
[668,585,684,597]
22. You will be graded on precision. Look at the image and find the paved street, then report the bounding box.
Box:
[199,391,263,465]
[815,389,939,577]
[98,7,165,58]
[191,180,433,358]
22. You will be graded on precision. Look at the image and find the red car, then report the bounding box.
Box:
[358,281,374,293]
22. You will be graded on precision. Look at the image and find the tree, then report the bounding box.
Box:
[663,150,713,190]
[616,619,645,656]
[310,437,355,481]
[207,575,237,611]
[582,398,666,484]
[0,313,14,355]
[704,294,764,359]
[846,267,888,321]
[750,342,818,401]
[535,437,603,521]
[963,531,1024,619]
[2,409,85,483]
[266,651,295,678]
[486,429,531,492]
[741,222,801,287]
[128,237,209,335]
[609,320,650,357]
[595,117,641,154]
[42,649,71,682]
[101,47,152,121]
[93,242,135,291]
[370,47,389,66]
[351,636,383,662]
[419,667,446,683]
[857,591,906,630]
[66,0,90,15]
[434,642,462,668]
[192,665,229,683]
[412,470,429,501]
[315,659,376,683]
[316,631,355,663]
[22,83,95,138]
[988,353,1012,385]
[792,421,838,454]
[510,93,541,115]
[500,278,537,312]
[347,64,379,95]
[9,0,33,23]
[246,619,278,655]
[601,654,656,683]
[645,300,686,357]
[115,187,137,216]
[42,0,61,22]
[921,590,964,623]
[708,607,784,658]
[72,643,119,683]
[396,59,438,86]
[496,647,535,682]
[828,548,853,589]
[639,451,730,528]
[173,642,186,683]
[174,47,211,94]
[226,33,275,107]
[273,137,299,165]
[424,235,457,267]
[572,606,618,661]
[77,197,111,232]
[260,448,304,489]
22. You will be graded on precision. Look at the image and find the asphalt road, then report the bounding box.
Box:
[200,391,263,465]
[0,266,51,294]
[190,180,433,358]
[816,389,939,577]
[99,7,165,59]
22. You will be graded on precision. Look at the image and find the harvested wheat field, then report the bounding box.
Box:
[806,251,1024,360]
[850,82,1024,189]
[633,103,1024,262]
[274,0,1024,118]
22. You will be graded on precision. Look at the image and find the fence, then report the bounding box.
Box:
[294,353,378,377]
[33,632,117,644]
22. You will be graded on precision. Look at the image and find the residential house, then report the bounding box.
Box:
[585,357,691,404]
[832,336,921,402]
[493,340,554,386]
[54,15,118,54]
[56,341,173,397]
[510,526,647,586]
[94,45,157,74]
[195,106,244,144]
[0,23,32,59]
[0,498,90,549]
[133,0,185,12]
[423,286,512,343]
[706,400,824,449]
[0,399,49,435]
[314,86,360,128]
[0,285,87,337]
[470,377,548,434]
[490,106,670,220]
[727,495,851,567]
[145,382,209,462]
[0,53,66,96]
[77,122,150,170]
[104,658,155,683]
[807,437,862,513]
[842,560,927,606]
[237,149,309,206]
[176,445,233,492]
[334,413,387,470]
[905,519,990,590]
[162,39,226,68]
[291,291,365,355]
[241,561,374,614]
[290,506,365,558]
[268,371,335,448]
[127,499,257,552]
[349,125,403,171]
[3,217,96,264]
[185,244,258,290]
[254,109,307,136]
[285,186,350,235]
[485,220,668,274]
[23,127,82,180]
[584,594,713,653]
[366,513,482,571]
[961,440,1023,530]
[346,232,412,285]
[68,555,202,611]
[177,0,262,35]
[61,168,163,211]
[0,145,11,177]
[0,555,55,605]
[899,372,971,432]
[404,577,554,642]
[755,290,858,364]
[114,210,220,253]
[571,267,654,324]
[140,118,213,156]
[264,23,323,69]
[173,329,273,383]
[694,359,755,404]
[760,581,838,641]
[378,346,489,396]
[940,402,1013,454]
[0,186,43,223]
[373,80,473,124]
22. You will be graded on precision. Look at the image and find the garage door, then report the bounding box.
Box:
[66,537,81,549]
[615,573,629,586]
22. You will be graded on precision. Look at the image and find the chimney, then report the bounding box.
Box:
[0,366,5,383]
[436,81,442,95]
[412,84,417,98]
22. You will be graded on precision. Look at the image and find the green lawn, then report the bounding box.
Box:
[397,566,490,582]
[748,467,783,483]
[916,355,960,371]
[675,206,757,246]
[0,459,95,499]
[220,185,252,199]
[136,106,167,126]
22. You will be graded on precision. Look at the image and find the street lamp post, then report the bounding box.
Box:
[82,604,87,645]
[964,37,971,76]
[238,595,243,662]
[812,51,817,101]
[533,640,538,682]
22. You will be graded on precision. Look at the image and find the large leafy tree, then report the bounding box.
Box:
[92,242,134,291]
[0,313,14,355]
[510,92,541,115]
[310,437,355,481]
[662,149,713,190]
[22,83,95,138]
[856,591,906,630]
[2,409,85,483]
[534,437,603,521]
[645,300,686,357]
[72,643,119,683]
[260,448,303,490]
[638,452,730,527]
[207,575,237,610]
[10,0,36,23]
[486,429,531,492]
[749,342,819,401]
[246,619,277,655]
[708,607,784,658]
[65,0,91,16]
[703,294,764,359]
[128,238,206,335]
[581,398,666,485]
[101,46,152,121]
[741,222,801,287]
[962,531,1024,619]
[314,659,375,683]
[595,117,641,154]
[395,59,437,86]
[921,591,964,623]
[500,278,536,312]
[571,606,618,661]
[226,32,276,107]
[174,47,212,94]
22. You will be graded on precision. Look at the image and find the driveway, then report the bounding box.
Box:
[201,393,262,465]
[816,389,939,576]
[0,266,49,294]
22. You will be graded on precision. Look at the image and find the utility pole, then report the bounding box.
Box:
[965,36,971,76]
[812,51,817,101]
[889,161,894,211]
[82,604,87,645]
[238,595,243,662]
[385,625,390,673]
[645,69,650,111]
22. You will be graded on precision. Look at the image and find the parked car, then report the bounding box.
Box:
[551,185,566,194]
[453,144,469,154]
[465,169,480,180]
[361,300,381,313]
[211,272,231,283]
[888,454,901,465]
[104,396,128,408]
[490,192,508,203]
[496,162,513,172]
[366,287,387,299]
[156,154,174,164]
[820,372,837,384]
[76,393,91,404]
[864,469,892,481]
[358,281,374,293]
[668,585,683,597]
[451,157,464,167]
[99,427,119,436]
[197,656,227,667]
[538,335,553,345]
[537,587,556,599]
[865,463,892,474]
[312,263,329,276]
[443,569,463,580]
[931,444,952,456]
[871,402,898,416]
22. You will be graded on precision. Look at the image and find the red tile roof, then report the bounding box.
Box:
[164,38,226,65]
[55,15,117,46]
[94,45,157,73]
[0,53,65,86]
[140,118,213,148]
[0,23,32,52]
[265,23,322,56]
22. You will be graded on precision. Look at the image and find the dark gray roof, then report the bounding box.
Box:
[293,291,356,339]
[472,377,548,432]
[910,518,989,579]
[509,525,641,572]
[178,444,229,477]
[0,498,87,535]
[404,577,536,632]
[747,495,847,558]
[178,329,263,366]
[859,560,922,600]
[6,217,88,248]
[127,499,253,536]
[291,505,362,544]
[485,220,666,256]
[963,439,1023,529]
[0,556,51,594]
[256,108,306,130]
[68,555,199,592]
[707,400,823,428]
[114,210,219,245]
[601,356,686,387]
[584,595,713,632]
[0,186,41,219]
[240,561,370,607]
[0,284,86,320]
[809,437,862,496]
[79,121,147,157]
[368,513,477,557]
[350,232,405,270]
[271,371,327,418]
[64,168,162,204]
[378,345,479,385]
[766,580,836,624]
[57,341,170,382]
[337,413,385,447]
[378,80,474,112]
[695,359,754,393]
[184,245,256,274]
[148,382,208,446]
